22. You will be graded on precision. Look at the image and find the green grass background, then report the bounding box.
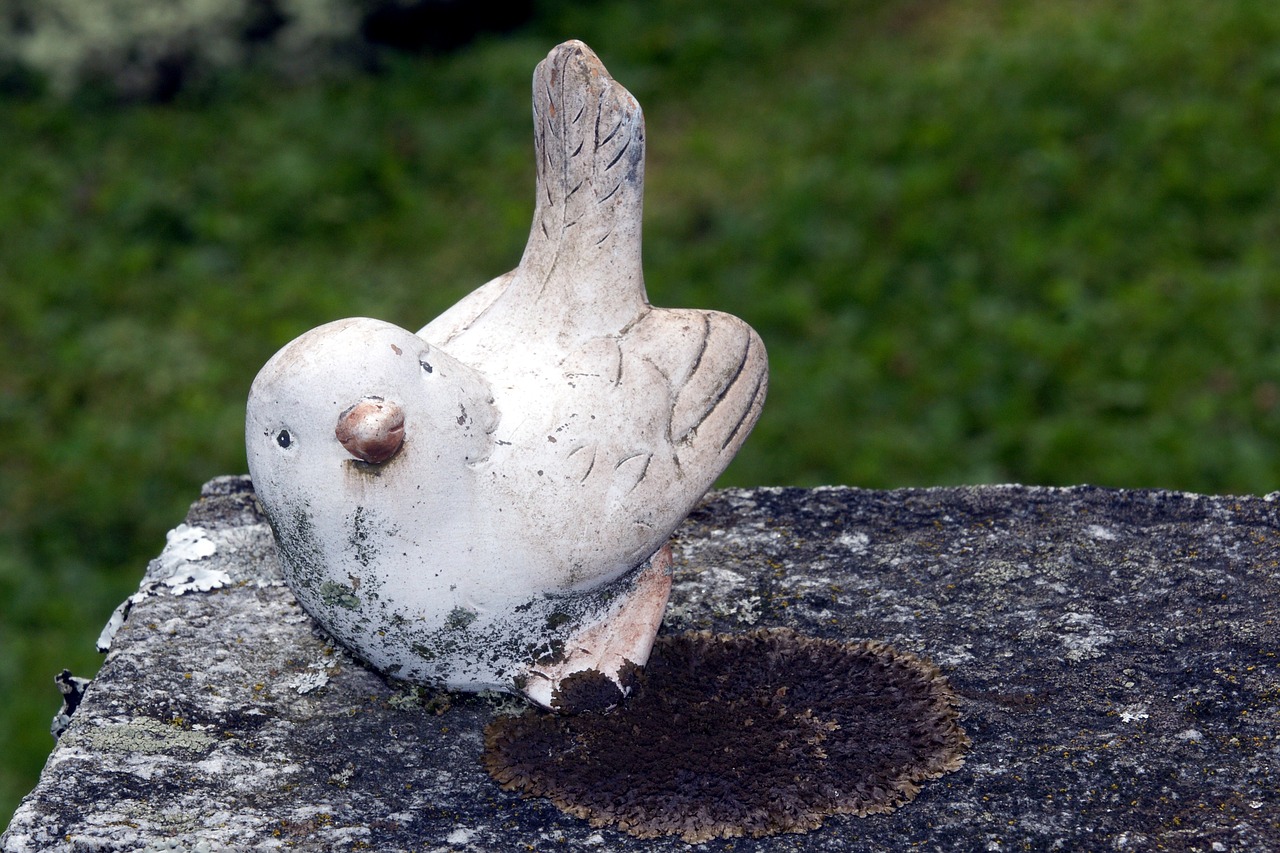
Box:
[5,0,1280,826]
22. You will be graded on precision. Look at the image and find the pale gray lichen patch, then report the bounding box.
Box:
[666,564,751,627]
[835,530,870,552]
[97,524,231,652]
[283,665,332,695]
[1057,611,1114,662]
[139,840,217,853]
[971,558,1037,587]
[163,565,232,595]
[80,718,217,756]
[387,686,427,711]
[445,607,479,630]
[319,580,361,610]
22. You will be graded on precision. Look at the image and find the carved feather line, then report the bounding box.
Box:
[593,89,608,151]
[721,369,766,451]
[627,455,651,493]
[688,314,711,377]
[568,445,598,483]
[605,136,631,171]
[598,181,622,204]
[687,329,754,436]
[615,452,646,470]
[600,116,625,147]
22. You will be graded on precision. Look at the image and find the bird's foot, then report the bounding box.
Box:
[522,544,673,712]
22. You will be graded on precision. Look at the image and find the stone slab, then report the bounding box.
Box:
[4,476,1279,851]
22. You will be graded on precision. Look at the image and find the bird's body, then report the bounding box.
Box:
[246,41,766,709]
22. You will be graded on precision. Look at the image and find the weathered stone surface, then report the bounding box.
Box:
[4,476,1279,851]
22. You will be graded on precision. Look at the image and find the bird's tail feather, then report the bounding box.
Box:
[508,40,648,335]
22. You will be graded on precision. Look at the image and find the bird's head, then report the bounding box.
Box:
[246,317,497,517]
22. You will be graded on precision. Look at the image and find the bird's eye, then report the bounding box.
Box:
[276,429,292,449]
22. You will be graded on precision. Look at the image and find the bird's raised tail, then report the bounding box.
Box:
[468,40,650,344]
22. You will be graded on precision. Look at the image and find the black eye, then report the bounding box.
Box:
[276,430,292,449]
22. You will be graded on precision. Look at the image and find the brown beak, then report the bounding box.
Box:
[336,397,405,464]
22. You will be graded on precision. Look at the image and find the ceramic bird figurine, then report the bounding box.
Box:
[246,40,767,709]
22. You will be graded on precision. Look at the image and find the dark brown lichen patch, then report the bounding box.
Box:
[483,628,970,842]
[549,669,626,714]
[549,659,645,714]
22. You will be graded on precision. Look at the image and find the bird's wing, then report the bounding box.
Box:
[557,308,766,555]
[510,306,763,588]
[442,40,650,354]
[629,307,768,477]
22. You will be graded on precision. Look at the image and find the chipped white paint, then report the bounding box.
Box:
[245,41,767,708]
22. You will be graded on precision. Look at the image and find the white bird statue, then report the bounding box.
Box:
[246,40,767,710]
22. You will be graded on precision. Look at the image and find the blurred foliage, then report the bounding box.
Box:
[5,0,1280,827]
[0,0,360,98]
[0,0,534,100]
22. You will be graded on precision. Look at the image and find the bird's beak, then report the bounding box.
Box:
[336,397,405,464]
